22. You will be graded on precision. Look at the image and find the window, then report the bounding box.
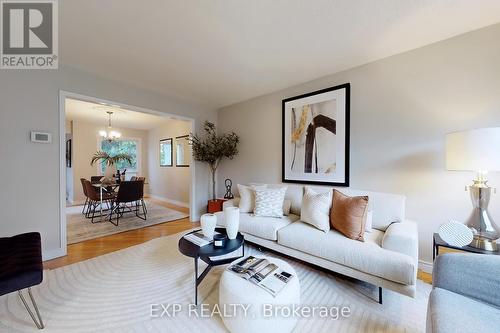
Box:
[100,139,139,174]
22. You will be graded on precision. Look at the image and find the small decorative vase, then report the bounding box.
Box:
[224,207,240,240]
[200,214,217,239]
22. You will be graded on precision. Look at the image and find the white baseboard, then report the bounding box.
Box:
[43,247,66,261]
[147,194,189,208]
[418,260,433,274]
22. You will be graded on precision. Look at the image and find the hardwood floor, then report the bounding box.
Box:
[44,199,198,270]
[45,199,433,284]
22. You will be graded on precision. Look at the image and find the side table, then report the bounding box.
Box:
[433,233,500,260]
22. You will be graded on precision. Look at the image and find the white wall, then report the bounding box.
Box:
[217,24,500,266]
[0,65,216,260]
[71,119,149,203]
[147,119,192,206]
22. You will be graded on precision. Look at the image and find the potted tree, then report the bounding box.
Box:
[90,151,133,180]
[191,121,239,213]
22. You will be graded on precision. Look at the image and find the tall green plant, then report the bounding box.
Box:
[191,121,239,201]
[90,151,133,167]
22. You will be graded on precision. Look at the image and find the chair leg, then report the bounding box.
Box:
[109,203,119,226]
[18,288,44,329]
[135,199,147,220]
[81,197,88,214]
[142,199,147,219]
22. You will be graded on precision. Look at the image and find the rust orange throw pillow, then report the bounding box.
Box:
[330,190,369,241]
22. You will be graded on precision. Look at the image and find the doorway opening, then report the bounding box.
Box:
[58,91,196,256]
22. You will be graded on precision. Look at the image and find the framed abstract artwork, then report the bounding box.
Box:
[159,138,173,167]
[175,135,190,167]
[66,139,72,168]
[282,83,350,186]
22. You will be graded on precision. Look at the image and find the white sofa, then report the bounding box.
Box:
[215,184,418,301]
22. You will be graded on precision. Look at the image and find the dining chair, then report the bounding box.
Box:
[80,178,90,215]
[109,180,147,226]
[90,176,103,184]
[0,232,44,329]
[83,179,116,223]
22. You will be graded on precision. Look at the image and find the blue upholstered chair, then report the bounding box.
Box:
[427,253,500,333]
[0,232,44,329]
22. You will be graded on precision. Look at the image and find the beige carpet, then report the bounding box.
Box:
[0,231,431,333]
[66,199,189,244]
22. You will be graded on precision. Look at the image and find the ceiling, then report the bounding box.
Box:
[65,98,174,130]
[60,0,500,108]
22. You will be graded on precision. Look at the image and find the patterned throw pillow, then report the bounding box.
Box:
[300,187,333,232]
[254,187,287,218]
[238,184,267,213]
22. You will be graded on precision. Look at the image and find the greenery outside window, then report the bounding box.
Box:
[100,139,139,174]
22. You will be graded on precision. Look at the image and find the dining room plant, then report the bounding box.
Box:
[90,151,133,179]
[191,121,239,212]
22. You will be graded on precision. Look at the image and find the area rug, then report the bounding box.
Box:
[0,231,431,333]
[66,199,189,244]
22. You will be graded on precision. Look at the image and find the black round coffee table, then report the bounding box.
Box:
[178,227,244,305]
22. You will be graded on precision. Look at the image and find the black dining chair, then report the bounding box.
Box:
[109,180,147,226]
[90,176,103,184]
[0,232,44,329]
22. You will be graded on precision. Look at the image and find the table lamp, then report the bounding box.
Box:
[446,127,500,251]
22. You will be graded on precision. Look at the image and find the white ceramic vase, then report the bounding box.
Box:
[200,213,217,239]
[224,207,240,240]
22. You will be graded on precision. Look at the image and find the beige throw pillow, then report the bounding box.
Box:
[237,184,267,213]
[300,187,332,233]
[330,190,369,241]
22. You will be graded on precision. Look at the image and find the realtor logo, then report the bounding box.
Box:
[1,0,58,69]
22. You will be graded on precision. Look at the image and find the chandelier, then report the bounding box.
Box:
[99,111,121,142]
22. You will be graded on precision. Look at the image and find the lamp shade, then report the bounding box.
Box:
[446,127,500,172]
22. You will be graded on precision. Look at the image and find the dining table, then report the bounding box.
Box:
[91,180,148,222]
[91,182,120,222]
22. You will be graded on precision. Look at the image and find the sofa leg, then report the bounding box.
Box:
[378,287,383,304]
[18,288,44,329]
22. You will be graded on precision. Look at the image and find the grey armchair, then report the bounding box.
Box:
[426,253,500,333]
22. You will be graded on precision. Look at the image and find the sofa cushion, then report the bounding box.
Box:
[254,187,287,218]
[216,212,299,241]
[427,288,500,333]
[237,184,267,213]
[330,190,369,241]
[277,221,415,285]
[300,187,332,233]
[280,184,405,231]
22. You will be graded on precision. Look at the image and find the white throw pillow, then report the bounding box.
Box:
[254,187,287,218]
[300,187,332,233]
[237,184,267,213]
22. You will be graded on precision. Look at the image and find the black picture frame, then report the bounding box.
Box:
[282,83,350,187]
[159,138,173,167]
[175,135,190,167]
[66,139,72,168]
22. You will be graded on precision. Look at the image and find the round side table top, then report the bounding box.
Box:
[178,227,244,258]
